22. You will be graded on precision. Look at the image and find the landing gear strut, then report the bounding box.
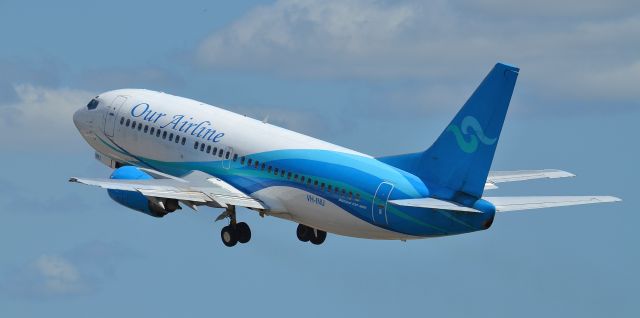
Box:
[219,206,252,247]
[296,224,327,245]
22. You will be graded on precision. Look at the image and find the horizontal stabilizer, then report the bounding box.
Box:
[488,169,574,183]
[484,196,621,212]
[389,198,482,213]
[484,169,575,190]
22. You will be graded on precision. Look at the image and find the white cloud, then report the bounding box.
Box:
[31,255,86,296]
[195,0,640,110]
[1,241,138,299]
[0,84,95,147]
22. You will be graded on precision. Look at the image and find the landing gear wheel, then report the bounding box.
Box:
[297,224,312,242]
[310,229,327,245]
[236,222,251,244]
[221,225,238,247]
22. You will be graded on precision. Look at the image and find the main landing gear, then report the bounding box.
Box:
[219,206,252,247]
[297,224,327,245]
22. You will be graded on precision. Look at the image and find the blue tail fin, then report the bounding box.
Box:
[380,63,519,199]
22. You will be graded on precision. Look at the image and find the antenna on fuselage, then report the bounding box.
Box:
[262,115,269,124]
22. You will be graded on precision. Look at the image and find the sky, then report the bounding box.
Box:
[0,0,638,317]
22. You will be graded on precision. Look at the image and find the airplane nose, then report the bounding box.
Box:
[73,108,82,129]
[73,107,90,132]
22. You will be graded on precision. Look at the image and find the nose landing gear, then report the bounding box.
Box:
[296,224,327,245]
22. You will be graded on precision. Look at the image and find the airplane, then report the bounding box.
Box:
[70,63,620,247]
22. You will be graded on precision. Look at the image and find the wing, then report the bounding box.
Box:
[70,169,266,210]
[485,169,575,190]
[483,196,621,212]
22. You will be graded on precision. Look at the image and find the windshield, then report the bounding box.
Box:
[86,98,99,110]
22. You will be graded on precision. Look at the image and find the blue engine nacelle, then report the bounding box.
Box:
[107,166,179,218]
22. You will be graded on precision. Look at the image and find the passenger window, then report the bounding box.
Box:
[200,143,205,151]
[206,145,211,153]
[314,180,318,187]
[281,170,285,177]
[268,166,272,173]
[181,137,186,145]
[138,123,142,131]
[175,135,180,143]
[241,157,245,165]
[349,191,353,200]
[261,163,265,170]
[328,185,332,192]
[218,149,224,157]
[233,154,238,161]
[321,182,325,190]
[168,133,173,141]
[225,151,230,159]
[126,119,131,127]
[287,172,292,180]
[274,168,279,175]
[156,129,161,137]
[120,117,125,125]
[247,159,253,166]
[342,189,346,197]
[131,121,137,129]
[355,193,360,202]
[150,127,155,135]
[162,131,167,139]
[144,125,149,133]
[212,147,218,155]
[294,174,299,180]
[255,161,260,169]
[307,178,312,186]
[300,176,305,182]
[194,141,199,149]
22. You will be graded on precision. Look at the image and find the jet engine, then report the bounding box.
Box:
[107,166,180,217]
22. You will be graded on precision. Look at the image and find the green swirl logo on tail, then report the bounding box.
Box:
[446,116,497,154]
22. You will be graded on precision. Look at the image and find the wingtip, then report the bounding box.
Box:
[69,177,78,183]
[547,170,575,178]
[608,196,622,202]
[596,196,622,203]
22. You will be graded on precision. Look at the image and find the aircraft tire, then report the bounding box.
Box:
[310,229,327,245]
[296,224,312,242]
[221,225,238,247]
[236,222,251,244]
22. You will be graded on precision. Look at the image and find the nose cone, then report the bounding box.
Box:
[73,107,83,130]
[73,107,91,133]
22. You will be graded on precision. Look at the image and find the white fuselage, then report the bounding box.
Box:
[74,89,422,240]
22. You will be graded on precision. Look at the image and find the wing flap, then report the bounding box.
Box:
[484,196,621,212]
[138,189,210,203]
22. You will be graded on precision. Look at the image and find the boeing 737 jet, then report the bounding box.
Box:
[70,63,620,247]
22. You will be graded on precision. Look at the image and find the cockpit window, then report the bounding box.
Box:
[86,98,99,110]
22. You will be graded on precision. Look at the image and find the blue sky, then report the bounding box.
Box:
[0,0,638,317]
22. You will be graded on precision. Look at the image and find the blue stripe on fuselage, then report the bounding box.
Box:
[124,148,492,237]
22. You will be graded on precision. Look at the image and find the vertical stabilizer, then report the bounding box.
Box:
[380,63,519,200]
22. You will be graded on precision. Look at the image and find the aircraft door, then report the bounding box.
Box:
[222,146,234,169]
[104,96,127,137]
[372,182,394,225]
